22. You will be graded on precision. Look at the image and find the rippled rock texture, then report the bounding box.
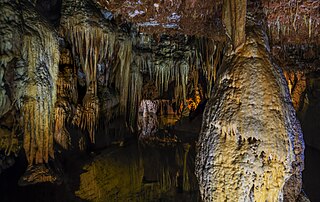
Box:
[196,15,305,201]
[1,0,60,184]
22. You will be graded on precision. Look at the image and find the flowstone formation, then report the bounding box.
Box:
[196,13,305,202]
[1,0,60,184]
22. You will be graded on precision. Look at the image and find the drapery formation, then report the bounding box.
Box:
[1,1,59,184]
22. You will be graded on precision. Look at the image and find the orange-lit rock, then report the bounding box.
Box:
[1,1,60,185]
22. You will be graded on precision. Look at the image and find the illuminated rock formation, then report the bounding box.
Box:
[54,49,77,150]
[196,13,305,202]
[1,1,60,184]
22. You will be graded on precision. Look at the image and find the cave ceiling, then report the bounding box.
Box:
[95,0,320,45]
[92,0,320,72]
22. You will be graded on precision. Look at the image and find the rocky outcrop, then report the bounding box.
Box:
[196,15,305,201]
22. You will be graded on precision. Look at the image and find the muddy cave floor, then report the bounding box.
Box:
[0,130,319,202]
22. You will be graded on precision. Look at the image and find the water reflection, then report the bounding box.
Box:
[76,141,199,201]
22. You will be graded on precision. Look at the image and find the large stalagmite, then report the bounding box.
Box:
[196,13,305,202]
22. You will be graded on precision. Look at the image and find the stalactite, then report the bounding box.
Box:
[195,38,223,98]
[54,60,77,149]
[1,0,62,184]
[21,27,59,165]
[128,61,143,126]
[65,25,116,94]
[60,0,118,142]
[222,0,247,49]
[114,40,133,115]
[54,106,70,149]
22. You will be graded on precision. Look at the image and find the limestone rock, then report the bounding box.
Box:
[196,16,305,202]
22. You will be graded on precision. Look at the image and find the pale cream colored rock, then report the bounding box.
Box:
[196,16,304,202]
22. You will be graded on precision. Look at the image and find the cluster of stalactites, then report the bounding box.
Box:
[59,0,226,140]
[60,11,116,142]
[66,24,116,94]
[195,38,223,98]
[21,31,59,165]
[263,0,320,44]
[54,65,78,149]
[150,38,223,107]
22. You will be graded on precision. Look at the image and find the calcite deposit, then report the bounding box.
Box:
[1,0,59,184]
[196,14,305,202]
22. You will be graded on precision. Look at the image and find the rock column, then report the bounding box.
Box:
[196,14,305,202]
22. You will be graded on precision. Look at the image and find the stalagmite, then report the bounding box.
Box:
[196,13,305,202]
